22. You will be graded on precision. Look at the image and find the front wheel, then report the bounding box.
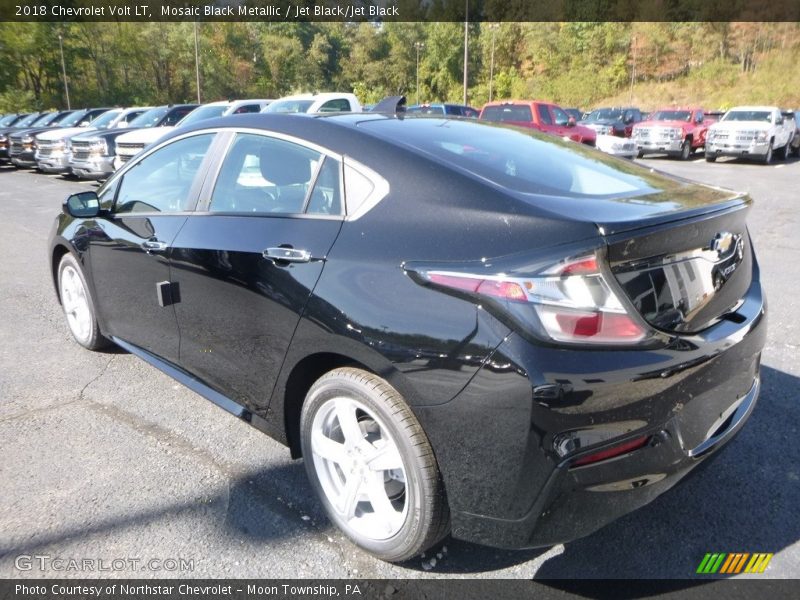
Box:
[679,139,691,160]
[300,368,449,562]
[762,142,773,164]
[779,142,790,161]
[58,254,109,350]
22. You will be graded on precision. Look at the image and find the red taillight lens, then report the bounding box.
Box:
[421,253,648,345]
[571,435,650,467]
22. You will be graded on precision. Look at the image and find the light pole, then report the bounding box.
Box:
[58,33,70,110]
[194,22,202,104]
[488,23,499,102]
[629,35,636,104]
[415,42,425,105]
[463,1,469,105]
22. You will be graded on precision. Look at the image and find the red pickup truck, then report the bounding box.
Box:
[632,107,710,160]
[479,100,597,146]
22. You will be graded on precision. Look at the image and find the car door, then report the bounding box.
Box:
[536,103,556,135]
[169,131,344,413]
[550,105,572,137]
[86,132,217,362]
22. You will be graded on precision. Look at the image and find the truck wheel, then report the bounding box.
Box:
[705,154,717,162]
[679,139,691,161]
[300,367,450,562]
[779,142,789,161]
[636,150,644,159]
[762,142,773,164]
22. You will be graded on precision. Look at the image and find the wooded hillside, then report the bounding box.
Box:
[1,22,797,112]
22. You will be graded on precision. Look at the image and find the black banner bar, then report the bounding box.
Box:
[2,0,800,23]
[2,580,800,600]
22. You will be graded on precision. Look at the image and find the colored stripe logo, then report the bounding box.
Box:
[696,553,773,574]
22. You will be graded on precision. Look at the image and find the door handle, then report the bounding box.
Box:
[262,247,311,263]
[142,239,168,252]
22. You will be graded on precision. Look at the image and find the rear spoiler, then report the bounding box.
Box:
[371,96,406,114]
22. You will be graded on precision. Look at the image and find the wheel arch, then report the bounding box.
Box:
[51,243,72,304]
[281,352,376,459]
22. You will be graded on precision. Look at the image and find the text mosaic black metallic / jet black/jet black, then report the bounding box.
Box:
[48,111,766,562]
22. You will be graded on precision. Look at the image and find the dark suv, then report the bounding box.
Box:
[582,107,643,137]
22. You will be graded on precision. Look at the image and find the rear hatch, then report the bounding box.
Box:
[513,171,752,335]
[605,199,751,333]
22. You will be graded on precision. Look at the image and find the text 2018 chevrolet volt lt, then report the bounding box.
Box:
[49,112,765,562]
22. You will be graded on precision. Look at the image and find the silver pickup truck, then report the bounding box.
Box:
[705,105,794,164]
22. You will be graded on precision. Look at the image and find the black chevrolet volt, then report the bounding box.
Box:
[49,112,765,561]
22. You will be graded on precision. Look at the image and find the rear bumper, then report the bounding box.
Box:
[416,278,766,549]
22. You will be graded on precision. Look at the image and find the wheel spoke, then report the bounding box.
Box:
[365,472,401,533]
[311,428,349,466]
[335,398,364,448]
[366,442,404,472]
[339,472,362,520]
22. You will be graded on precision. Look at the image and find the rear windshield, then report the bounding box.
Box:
[722,111,772,123]
[358,118,660,198]
[128,106,170,128]
[480,105,533,122]
[265,99,315,114]
[650,110,692,122]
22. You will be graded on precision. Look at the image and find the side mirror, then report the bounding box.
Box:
[776,117,784,125]
[567,116,576,127]
[63,191,100,218]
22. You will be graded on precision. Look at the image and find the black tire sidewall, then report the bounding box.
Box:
[300,372,435,561]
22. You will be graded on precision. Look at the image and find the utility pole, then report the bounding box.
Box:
[58,33,71,110]
[415,42,425,105]
[489,24,499,102]
[463,1,469,105]
[194,22,202,104]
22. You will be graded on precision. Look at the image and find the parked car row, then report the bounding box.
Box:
[2,95,798,181]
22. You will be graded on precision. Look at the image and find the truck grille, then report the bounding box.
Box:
[72,151,91,160]
[9,139,25,156]
[116,142,145,154]
[634,127,673,141]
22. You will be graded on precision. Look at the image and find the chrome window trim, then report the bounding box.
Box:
[101,126,389,220]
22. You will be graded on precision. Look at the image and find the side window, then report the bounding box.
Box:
[537,104,553,125]
[319,99,351,113]
[114,134,214,214]
[306,157,342,215]
[552,106,570,126]
[209,133,330,214]
[695,110,703,123]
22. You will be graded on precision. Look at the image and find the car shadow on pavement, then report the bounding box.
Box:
[533,364,798,579]
[393,365,798,577]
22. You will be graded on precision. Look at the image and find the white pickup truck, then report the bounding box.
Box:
[705,106,794,164]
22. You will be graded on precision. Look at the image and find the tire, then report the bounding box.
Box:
[636,150,644,159]
[762,142,773,164]
[679,138,691,160]
[300,367,449,562]
[780,142,790,161]
[705,154,717,162]
[57,253,109,350]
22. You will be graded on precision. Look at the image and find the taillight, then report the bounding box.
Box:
[417,253,648,345]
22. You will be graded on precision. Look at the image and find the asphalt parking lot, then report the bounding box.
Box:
[1,153,798,580]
